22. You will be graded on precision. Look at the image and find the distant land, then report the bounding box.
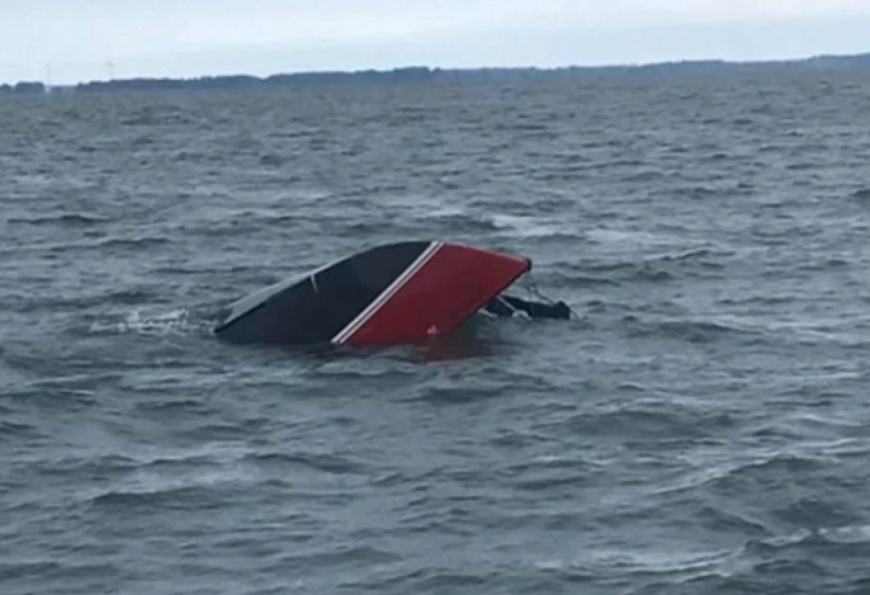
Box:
[3,52,869,95]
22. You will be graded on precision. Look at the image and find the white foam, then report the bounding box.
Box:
[426,205,467,218]
[490,214,571,237]
[534,547,734,575]
[586,228,680,247]
[820,524,870,544]
[89,308,205,336]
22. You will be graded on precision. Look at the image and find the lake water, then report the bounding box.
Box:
[3,70,870,594]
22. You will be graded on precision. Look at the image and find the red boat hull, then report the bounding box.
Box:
[333,242,531,346]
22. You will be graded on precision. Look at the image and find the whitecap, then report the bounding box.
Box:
[489,214,572,237]
[88,308,210,336]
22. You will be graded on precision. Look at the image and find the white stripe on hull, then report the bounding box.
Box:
[331,241,444,345]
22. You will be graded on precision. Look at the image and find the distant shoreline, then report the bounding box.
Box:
[3,52,869,94]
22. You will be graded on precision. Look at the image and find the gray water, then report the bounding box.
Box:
[2,70,870,594]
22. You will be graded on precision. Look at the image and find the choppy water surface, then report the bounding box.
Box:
[3,71,870,594]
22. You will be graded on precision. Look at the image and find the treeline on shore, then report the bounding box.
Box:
[4,53,870,95]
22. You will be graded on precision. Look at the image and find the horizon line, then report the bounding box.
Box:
[4,50,869,88]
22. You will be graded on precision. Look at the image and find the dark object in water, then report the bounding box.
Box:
[214,240,566,347]
[482,294,572,320]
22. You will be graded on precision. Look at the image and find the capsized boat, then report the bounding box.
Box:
[213,240,570,347]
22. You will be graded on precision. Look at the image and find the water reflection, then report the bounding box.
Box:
[403,317,513,363]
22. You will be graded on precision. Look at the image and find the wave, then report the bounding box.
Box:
[133,397,213,415]
[121,106,195,127]
[181,420,270,442]
[663,452,832,503]
[717,293,796,307]
[266,545,402,571]
[11,235,170,257]
[1,385,100,409]
[742,524,870,558]
[21,454,141,483]
[561,403,731,440]
[259,153,285,166]
[1,362,112,397]
[488,214,574,238]
[599,263,676,283]
[510,472,592,492]
[95,236,170,250]
[796,257,851,272]
[9,288,162,316]
[85,454,258,510]
[89,485,228,510]
[407,383,513,405]
[658,247,731,264]
[412,213,502,235]
[0,419,38,441]
[547,270,621,288]
[533,547,734,579]
[622,314,761,344]
[0,560,119,583]
[8,213,110,226]
[244,451,365,475]
[695,504,773,536]
[544,247,729,288]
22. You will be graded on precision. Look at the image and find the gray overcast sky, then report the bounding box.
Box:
[3,0,870,84]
